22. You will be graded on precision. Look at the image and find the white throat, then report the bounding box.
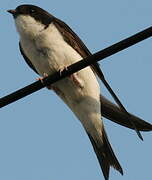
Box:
[15,15,45,38]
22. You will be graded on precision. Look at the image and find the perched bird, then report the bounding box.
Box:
[8,4,152,180]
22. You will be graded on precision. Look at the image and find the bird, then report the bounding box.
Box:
[7,4,152,180]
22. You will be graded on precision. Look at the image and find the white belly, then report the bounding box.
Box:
[20,23,101,127]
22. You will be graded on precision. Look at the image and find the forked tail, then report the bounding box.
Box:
[87,127,123,180]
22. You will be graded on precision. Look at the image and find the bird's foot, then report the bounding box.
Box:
[36,73,48,81]
[58,65,68,76]
[58,66,84,89]
[36,73,53,89]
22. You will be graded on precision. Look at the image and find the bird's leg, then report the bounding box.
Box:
[36,73,53,90]
[58,66,84,89]
[37,73,65,97]
[36,72,48,81]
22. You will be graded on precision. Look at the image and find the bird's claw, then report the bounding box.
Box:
[58,66,68,76]
[36,73,53,89]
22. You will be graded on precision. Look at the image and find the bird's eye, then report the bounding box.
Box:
[29,8,36,14]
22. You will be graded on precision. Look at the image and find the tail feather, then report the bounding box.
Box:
[87,127,123,180]
[100,95,152,131]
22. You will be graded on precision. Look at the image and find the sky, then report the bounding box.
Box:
[1,0,152,180]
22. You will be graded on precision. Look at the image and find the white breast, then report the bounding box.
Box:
[15,15,101,126]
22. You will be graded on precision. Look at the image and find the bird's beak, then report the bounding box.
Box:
[7,9,17,17]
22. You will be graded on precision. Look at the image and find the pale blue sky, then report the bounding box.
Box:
[1,1,152,180]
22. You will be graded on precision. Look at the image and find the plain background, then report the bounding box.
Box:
[1,0,152,180]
